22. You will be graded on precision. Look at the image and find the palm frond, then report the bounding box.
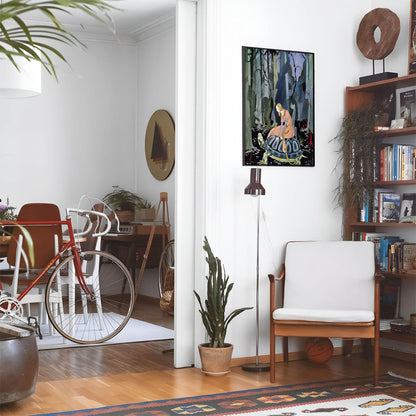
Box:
[0,0,118,79]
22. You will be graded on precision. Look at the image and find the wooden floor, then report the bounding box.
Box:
[1,300,415,416]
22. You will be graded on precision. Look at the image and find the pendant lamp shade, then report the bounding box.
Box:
[0,57,41,98]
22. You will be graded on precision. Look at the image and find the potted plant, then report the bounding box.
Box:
[136,199,156,222]
[194,237,252,375]
[103,186,147,223]
[0,1,114,79]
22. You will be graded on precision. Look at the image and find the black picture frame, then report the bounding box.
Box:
[409,0,416,74]
[242,46,315,166]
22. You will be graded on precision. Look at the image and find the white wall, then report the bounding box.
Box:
[135,26,177,297]
[192,0,411,363]
[0,26,177,298]
[0,39,138,213]
[136,28,176,213]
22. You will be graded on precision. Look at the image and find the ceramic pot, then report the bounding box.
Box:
[198,343,233,376]
[0,322,39,404]
[136,208,155,222]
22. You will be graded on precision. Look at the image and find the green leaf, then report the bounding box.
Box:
[0,0,118,79]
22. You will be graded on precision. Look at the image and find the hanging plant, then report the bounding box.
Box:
[0,0,116,79]
[333,106,378,210]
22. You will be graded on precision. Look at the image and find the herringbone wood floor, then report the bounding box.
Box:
[1,299,415,416]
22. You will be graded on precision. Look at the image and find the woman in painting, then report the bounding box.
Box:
[259,103,303,165]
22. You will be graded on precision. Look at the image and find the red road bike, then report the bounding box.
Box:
[0,208,135,344]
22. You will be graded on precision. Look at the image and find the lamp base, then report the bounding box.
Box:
[242,362,270,372]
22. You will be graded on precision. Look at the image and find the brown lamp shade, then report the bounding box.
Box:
[244,168,265,196]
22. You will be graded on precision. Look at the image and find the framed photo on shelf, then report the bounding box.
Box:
[399,193,416,223]
[242,46,314,166]
[380,192,401,223]
[396,86,416,127]
[409,0,416,74]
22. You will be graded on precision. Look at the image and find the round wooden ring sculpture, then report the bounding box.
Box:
[356,8,400,60]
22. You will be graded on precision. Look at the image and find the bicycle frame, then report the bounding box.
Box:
[0,216,93,303]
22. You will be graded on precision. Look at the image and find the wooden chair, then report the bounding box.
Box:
[0,203,63,324]
[269,241,381,385]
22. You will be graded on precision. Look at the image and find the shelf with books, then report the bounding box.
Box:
[344,75,415,350]
[383,271,416,281]
[375,180,416,186]
[380,330,416,344]
[351,222,416,228]
[375,126,416,137]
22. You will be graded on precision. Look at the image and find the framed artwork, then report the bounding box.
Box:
[145,110,175,180]
[396,86,416,127]
[242,46,314,166]
[409,0,416,74]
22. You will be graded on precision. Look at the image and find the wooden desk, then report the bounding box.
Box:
[102,223,169,279]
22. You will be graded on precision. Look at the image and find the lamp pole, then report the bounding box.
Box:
[242,168,269,372]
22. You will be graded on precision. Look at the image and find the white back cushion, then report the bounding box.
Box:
[283,241,375,311]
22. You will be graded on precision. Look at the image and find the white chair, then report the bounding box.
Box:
[269,241,381,385]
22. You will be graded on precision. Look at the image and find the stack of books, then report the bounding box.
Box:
[380,144,416,181]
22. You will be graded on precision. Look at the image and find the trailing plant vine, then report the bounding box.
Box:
[333,106,378,211]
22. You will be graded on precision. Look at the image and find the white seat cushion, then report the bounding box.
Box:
[273,307,374,323]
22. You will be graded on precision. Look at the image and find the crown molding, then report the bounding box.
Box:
[22,9,176,46]
[129,11,176,43]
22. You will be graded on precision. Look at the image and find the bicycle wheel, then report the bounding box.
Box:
[158,240,174,297]
[45,250,135,344]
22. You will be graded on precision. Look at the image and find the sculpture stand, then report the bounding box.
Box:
[359,59,397,85]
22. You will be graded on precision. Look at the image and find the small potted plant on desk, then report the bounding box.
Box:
[103,186,148,224]
[194,237,252,375]
[135,199,155,222]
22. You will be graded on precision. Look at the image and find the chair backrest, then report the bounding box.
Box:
[80,203,104,252]
[283,241,375,311]
[7,203,63,269]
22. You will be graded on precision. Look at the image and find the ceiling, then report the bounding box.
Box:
[26,0,176,39]
[99,0,176,36]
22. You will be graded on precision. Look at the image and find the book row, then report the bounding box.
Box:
[379,144,416,181]
[360,191,416,224]
[352,233,416,273]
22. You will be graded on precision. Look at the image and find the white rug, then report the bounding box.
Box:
[36,314,174,350]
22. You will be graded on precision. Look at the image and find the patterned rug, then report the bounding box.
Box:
[31,373,415,416]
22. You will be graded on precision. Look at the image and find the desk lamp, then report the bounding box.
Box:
[242,168,269,372]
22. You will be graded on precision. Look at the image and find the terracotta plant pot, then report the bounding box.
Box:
[136,208,155,222]
[198,343,233,376]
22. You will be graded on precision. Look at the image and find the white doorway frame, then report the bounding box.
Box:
[174,0,199,368]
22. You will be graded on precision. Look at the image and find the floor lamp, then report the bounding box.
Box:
[242,168,269,372]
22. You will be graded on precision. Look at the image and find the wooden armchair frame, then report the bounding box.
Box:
[269,242,382,386]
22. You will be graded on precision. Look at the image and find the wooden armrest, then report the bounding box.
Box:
[269,264,285,313]
[374,265,385,283]
[268,264,285,283]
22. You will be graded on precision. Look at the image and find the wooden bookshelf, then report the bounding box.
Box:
[382,271,416,281]
[380,330,416,344]
[344,74,416,349]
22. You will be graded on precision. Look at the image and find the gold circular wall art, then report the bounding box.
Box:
[145,110,175,181]
[356,8,400,60]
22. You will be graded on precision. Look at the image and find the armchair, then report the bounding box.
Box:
[269,241,381,385]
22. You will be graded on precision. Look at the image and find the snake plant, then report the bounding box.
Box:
[0,0,116,79]
[194,237,252,348]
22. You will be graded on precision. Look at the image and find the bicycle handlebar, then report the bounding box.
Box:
[66,208,112,238]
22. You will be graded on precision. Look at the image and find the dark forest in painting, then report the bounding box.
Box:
[243,47,314,166]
